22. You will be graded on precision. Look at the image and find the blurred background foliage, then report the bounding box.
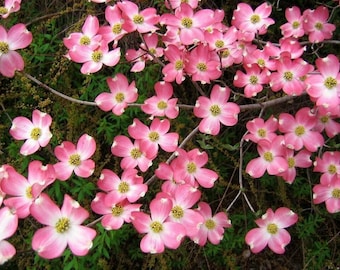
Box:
[0,0,339,269]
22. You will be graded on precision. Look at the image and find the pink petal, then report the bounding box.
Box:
[131,211,152,233]
[77,134,96,160]
[161,222,185,249]
[53,162,74,181]
[245,227,270,253]
[30,193,60,226]
[0,207,18,239]
[0,240,16,265]
[140,233,164,253]
[267,229,291,254]
[32,227,67,259]
[68,226,96,256]
[10,116,32,140]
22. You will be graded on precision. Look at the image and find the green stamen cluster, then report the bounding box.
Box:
[112,205,124,216]
[171,206,184,219]
[288,157,295,168]
[181,17,193,28]
[26,186,33,199]
[55,217,70,233]
[130,148,142,159]
[205,219,216,230]
[69,154,81,166]
[157,100,167,110]
[148,131,160,142]
[324,77,337,89]
[91,51,103,63]
[118,181,130,193]
[215,40,224,48]
[294,125,305,136]
[315,22,323,30]
[196,63,207,72]
[175,60,183,70]
[0,41,10,54]
[133,14,144,24]
[187,162,197,174]
[210,104,221,116]
[0,7,8,15]
[30,127,41,140]
[79,36,91,45]
[115,92,125,103]
[112,24,122,34]
[257,128,266,138]
[267,223,278,234]
[150,221,163,233]
[283,71,293,81]
[328,164,337,174]
[249,75,258,85]
[263,152,273,162]
[250,14,260,24]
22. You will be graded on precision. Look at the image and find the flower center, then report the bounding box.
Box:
[328,164,337,174]
[263,151,273,162]
[69,153,81,166]
[91,51,103,63]
[250,14,260,24]
[221,49,230,57]
[30,127,41,140]
[148,131,160,142]
[292,21,300,29]
[320,115,329,124]
[79,36,91,45]
[288,157,295,168]
[55,217,70,233]
[210,104,221,116]
[187,162,197,174]
[157,100,167,110]
[171,205,184,219]
[115,92,125,103]
[133,14,144,24]
[112,23,122,34]
[181,17,193,28]
[150,221,163,233]
[332,188,340,198]
[196,62,207,72]
[175,60,183,70]
[257,58,265,67]
[267,223,278,234]
[130,148,142,159]
[284,71,294,81]
[249,75,258,85]
[26,186,33,199]
[118,181,130,193]
[294,125,305,136]
[0,41,9,54]
[257,128,266,138]
[315,22,323,30]
[111,205,124,217]
[324,77,337,89]
[215,40,224,48]
[205,219,216,230]
[0,7,8,15]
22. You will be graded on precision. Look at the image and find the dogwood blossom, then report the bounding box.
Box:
[10,109,52,156]
[30,193,96,259]
[245,207,298,254]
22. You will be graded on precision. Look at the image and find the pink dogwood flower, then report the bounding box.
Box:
[91,193,141,230]
[141,81,179,119]
[164,0,199,10]
[30,193,96,259]
[245,207,298,254]
[157,184,203,238]
[54,134,96,181]
[314,110,340,138]
[95,73,138,116]
[194,84,240,135]
[117,0,159,34]
[68,43,121,74]
[97,168,147,203]
[131,196,186,253]
[0,23,32,77]
[0,0,21,19]
[278,148,312,184]
[1,161,55,218]
[278,107,324,152]
[162,44,187,84]
[10,109,52,156]
[190,202,231,246]
[0,206,18,265]
[269,53,313,96]
[313,151,340,185]
[111,135,154,172]
[246,136,288,178]
[63,15,102,50]
[171,148,219,188]
[244,115,278,143]
[233,64,270,97]
[128,118,179,157]
[303,6,336,43]
[160,3,215,45]
[185,44,221,84]
[98,5,128,43]
[231,2,274,40]
[305,54,340,114]
[313,177,340,213]
[280,6,305,38]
